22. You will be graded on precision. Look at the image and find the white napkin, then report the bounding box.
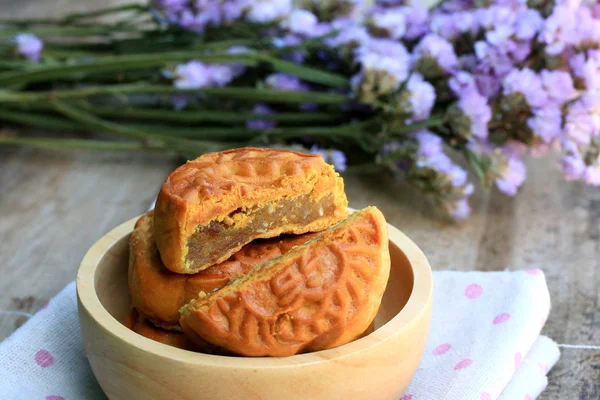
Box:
[0,271,559,400]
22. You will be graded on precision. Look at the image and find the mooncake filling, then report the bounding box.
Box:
[186,193,337,269]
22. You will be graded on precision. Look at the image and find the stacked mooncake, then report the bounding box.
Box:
[126,147,391,357]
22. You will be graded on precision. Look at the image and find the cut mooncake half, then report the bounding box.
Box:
[129,211,316,329]
[179,206,390,357]
[154,147,348,274]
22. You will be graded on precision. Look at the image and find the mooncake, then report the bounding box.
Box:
[124,307,198,351]
[129,211,316,329]
[154,147,348,274]
[179,207,390,357]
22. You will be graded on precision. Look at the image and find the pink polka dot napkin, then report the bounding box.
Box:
[403,270,559,400]
[0,271,559,400]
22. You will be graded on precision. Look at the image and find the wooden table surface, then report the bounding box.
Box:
[1,1,599,399]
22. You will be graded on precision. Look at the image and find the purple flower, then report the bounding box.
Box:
[310,146,347,172]
[406,73,435,122]
[326,22,370,50]
[329,150,347,172]
[247,104,277,129]
[475,72,501,99]
[416,130,443,158]
[584,162,600,186]
[449,198,471,220]
[245,0,292,23]
[14,33,43,63]
[580,53,600,91]
[413,34,458,73]
[496,156,526,196]
[560,141,586,180]
[540,2,578,55]
[540,70,576,104]
[173,61,211,88]
[449,71,477,95]
[222,0,244,23]
[485,24,513,47]
[173,61,235,89]
[514,9,543,40]
[354,38,411,88]
[449,164,468,187]
[564,96,599,145]
[402,6,429,40]
[171,94,190,111]
[453,11,478,35]
[573,6,600,48]
[371,7,407,39]
[503,68,548,108]
[430,13,458,40]
[156,0,188,15]
[527,105,563,143]
[179,2,221,33]
[457,89,492,139]
[266,73,308,91]
[416,152,452,173]
[285,9,318,36]
[474,41,515,77]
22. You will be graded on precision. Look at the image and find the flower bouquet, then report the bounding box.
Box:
[1,0,599,219]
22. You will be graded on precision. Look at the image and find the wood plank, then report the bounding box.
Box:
[1,0,598,398]
[0,147,177,341]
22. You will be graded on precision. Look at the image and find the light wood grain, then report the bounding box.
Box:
[77,215,431,400]
[0,1,598,398]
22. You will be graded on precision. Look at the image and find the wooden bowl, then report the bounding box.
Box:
[77,215,433,400]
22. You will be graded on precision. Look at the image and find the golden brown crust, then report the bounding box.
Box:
[154,147,348,273]
[124,307,199,351]
[129,211,317,329]
[180,207,390,357]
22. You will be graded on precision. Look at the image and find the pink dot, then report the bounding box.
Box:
[400,395,413,400]
[465,283,483,299]
[35,349,54,368]
[480,392,492,400]
[515,352,522,369]
[524,395,532,400]
[538,362,547,373]
[46,397,65,400]
[433,343,451,356]
[525,269,542,275]
[493,313,511,325]
[454,358,473,370]
[40,302,49,311]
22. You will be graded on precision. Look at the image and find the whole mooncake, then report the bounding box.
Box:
[179,206,390,357]
[129,211,317,329]
[154,147,348,274]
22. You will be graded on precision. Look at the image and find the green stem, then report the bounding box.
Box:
[391,115,445,135]
[0,136,164,152]
[0,4,147,26]
[62,4,148,23]
[257,53,348,88]
[0,85,349,104]
[0,109,82,130]
[50,100,226,155]
[0,50,348,88]
[0,25,145,38]
[78,105,345,124]
[0,107,359,140]
[0,53,258,86]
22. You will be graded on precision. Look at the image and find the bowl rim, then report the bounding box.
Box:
[77,211,433,368]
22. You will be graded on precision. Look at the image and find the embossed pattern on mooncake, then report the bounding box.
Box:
[129,211,317,329]
[154,147,348,274]
[179,207,390,357]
